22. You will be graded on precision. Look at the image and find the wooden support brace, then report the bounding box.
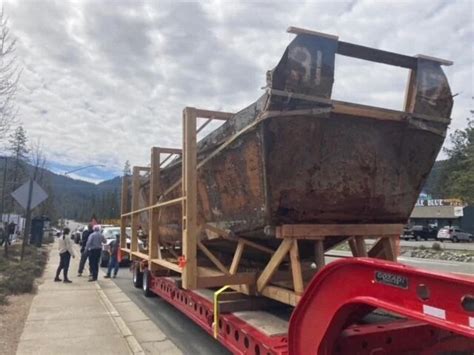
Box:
[197,240,229,275]
[289,240,304,295]
[230,240,244,275]
[355,236,368,257]
[256,238,293,292]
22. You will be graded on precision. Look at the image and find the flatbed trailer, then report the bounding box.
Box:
[130,258,474,354]
[120,27,473,354]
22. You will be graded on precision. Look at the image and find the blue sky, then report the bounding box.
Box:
[3,0,473,183]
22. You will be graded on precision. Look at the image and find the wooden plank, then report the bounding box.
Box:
[157,147,182,155]
[260,285,301,307]
[287,26,338,40]
[415,54,453,66]
[197,272,256,288]
[197,240,229,274]
[182,107,198,289]
[240,238,275,255]
[289,240,304,294]
[338,41,417,69]
[132,251,150,260]
[404,69,417,113]
[194,108,234,120]
[355,236,368,257]
[278,224,403,238]
[120,247,131,254]
[229,240,244,275]
[121,197,184,217]
[130,167,140,253]
[332,101,407,122]
[314,239,325,271]
[150,258,182,273]
[368,238,387,259]
[149,147,161,261]
[256,239,293,292]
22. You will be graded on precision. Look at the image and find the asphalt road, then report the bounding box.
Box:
[103,267,230,355]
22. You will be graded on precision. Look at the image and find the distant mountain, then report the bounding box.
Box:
[0,157,122,223]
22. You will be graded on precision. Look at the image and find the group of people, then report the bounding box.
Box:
[55,224,121,283]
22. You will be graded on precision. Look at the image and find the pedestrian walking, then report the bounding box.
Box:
[105,234,120,279]
[7,221,16,244]
[54,227,75,283]
[78,224,93,277]
[85,225,106,282]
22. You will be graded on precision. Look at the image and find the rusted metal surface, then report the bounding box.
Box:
[136,33,453,243]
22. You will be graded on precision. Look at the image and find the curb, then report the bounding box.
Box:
[95,283,145,355]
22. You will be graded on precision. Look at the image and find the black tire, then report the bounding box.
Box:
[142,269,154,297]
[133,264,143,288]
[452,236,459,243]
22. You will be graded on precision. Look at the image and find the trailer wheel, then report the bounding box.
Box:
[133,264,143,288]
[142,269,154,297]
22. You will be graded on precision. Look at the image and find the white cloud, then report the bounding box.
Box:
[3,0,473,179]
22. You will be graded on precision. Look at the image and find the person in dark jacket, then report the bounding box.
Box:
[85,225,106,281]
[77,224,93,277]
[105,234,120,278]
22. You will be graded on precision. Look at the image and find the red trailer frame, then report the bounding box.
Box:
[133,258,474,354]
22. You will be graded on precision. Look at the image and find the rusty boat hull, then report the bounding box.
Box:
[140,32,453,242]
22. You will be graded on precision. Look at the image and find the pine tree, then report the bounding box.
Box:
[123,160,131,176]
[7,125,29,212]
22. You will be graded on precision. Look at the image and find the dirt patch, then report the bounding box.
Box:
[0,293,35,354]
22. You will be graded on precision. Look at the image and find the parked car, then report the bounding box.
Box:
[437,226,473,243]
[402,225,438,241]
[100,226,140,267]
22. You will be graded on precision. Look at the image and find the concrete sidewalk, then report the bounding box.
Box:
[16,240,181,355]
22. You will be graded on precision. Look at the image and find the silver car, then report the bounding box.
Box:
[437,227,473,243]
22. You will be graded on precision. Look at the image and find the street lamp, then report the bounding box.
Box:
[64,164,105,175]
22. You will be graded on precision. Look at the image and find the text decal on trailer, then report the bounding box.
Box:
[375,271,408,289]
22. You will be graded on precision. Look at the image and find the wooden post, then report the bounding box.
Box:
[314,239,325,271]
[149,147,161,267]
[230,240,245,275]
[256,238,293,292]
[404,69,417,113]
[182,107,198,289]
[131,167,140,253]
[120,174,130,253]
[355,236,368,257]
[289,240,304,295]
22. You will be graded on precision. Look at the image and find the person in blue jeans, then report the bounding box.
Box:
[105,234,120,278]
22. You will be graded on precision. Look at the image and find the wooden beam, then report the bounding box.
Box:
[289,240,304,295]
[355,236,368,257]
[182,107,198,289]
[230,240,244,275]
[150,258,182,273]
[131,251,150,260]
[277,224,403,238]
[204,223,232,238]
[404,69,417,113]
[194,108,234,120]
[121,197,184,217]
[197,271,256,288]
[260,285,301,307]
[348,238,359,256]
[149,147,161,262]
[197,240,229,274]
[157,147,182,155]
[314,239,325,271]
[287,26,338,40]
[256,238,293,292]
[130,167,140,253]
[240,238,275,255]
[120,174,130,256]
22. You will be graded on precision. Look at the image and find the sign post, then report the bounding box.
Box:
[11,180,48,260]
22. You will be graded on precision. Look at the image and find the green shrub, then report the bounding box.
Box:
[419,245,426,250]
[2,267,35,294]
